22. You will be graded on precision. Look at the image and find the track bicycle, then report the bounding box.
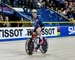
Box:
[25,33,48,55]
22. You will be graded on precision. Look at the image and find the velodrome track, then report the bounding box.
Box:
[0,36,75,60]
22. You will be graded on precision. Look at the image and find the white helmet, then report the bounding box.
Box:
[32,9,37,13]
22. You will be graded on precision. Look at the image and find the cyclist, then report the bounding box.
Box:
[31,9,44,52]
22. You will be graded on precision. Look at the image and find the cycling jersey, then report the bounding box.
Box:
[32,16,44,32]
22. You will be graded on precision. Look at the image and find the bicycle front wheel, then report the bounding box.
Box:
[25,38,34,55]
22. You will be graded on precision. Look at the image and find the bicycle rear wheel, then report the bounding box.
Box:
[40,38,48,54]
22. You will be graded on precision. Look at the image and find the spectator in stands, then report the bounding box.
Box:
[45,0,51,8]
[37,1,42,8]
[23,0,29,12]
[57,0,65,9]
[62,8,68,16]
[13,0,18,7]
[64,1,68,9]
[17,0,23,7]
[68,1,73,9]
[0,15,4,27]
[72,8,75,20]
[29,0,34,9]
[4,16,10,27]
[67,8,75,22]
[32,0,38,9]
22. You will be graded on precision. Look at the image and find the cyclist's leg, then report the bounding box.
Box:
[36,27,44,45]
[31,32,37,39]
[31,27,37,40]
[31,27,40,52]
[34,27,44,52]
[32,27,43,52]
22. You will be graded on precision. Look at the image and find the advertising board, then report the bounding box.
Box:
[0,27,57,40]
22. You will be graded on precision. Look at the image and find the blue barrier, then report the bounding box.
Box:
[60,26,75,36]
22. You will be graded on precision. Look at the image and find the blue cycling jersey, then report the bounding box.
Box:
[32,16,44,32]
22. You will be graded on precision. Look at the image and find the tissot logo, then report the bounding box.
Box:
[0,27,57,40]
[41,28,55,35]
[26,27,57,36]
[0,29,23,37]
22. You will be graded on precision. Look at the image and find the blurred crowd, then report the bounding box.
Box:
[0,14,23,27]
[45,0,75,22]
[0,0,75,27]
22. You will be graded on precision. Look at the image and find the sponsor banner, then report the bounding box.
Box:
[59,26,68,36]
[0,27,58,40]
[59,26,75,36]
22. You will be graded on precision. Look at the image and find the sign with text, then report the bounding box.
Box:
[0,27,57,40]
